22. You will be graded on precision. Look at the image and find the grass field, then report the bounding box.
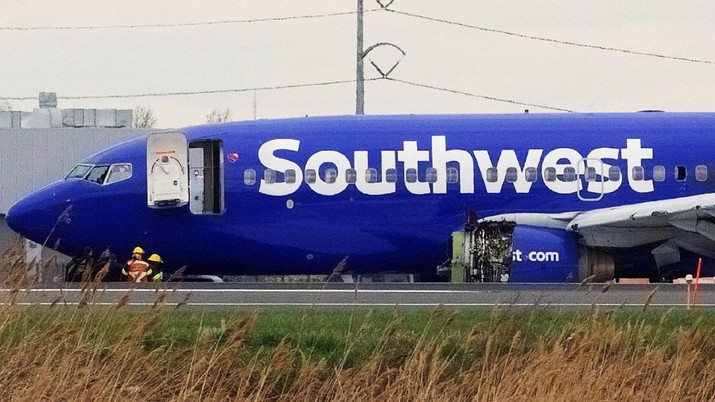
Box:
[0,304,713,401]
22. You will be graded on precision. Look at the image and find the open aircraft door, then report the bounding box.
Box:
[147,132,189,208]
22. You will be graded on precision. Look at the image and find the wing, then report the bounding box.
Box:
[482,193,715,267]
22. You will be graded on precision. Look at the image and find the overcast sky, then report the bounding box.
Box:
[1,1,713,128]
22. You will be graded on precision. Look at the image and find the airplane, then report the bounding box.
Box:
[6,112,715,282]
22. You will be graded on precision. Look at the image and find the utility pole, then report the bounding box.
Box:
[356,0,365,115]
[356,0,405,115]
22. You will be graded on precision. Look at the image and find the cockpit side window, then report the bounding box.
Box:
[105,164,133,184]
[86,166,110,185]
[66,164,93,179]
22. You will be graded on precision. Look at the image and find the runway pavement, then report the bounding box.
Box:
[1,282,713,308]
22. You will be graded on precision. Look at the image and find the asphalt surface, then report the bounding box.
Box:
[1,282,713,309]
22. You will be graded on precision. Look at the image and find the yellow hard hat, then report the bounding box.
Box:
[132,246,145,254]
[147,254,162,263]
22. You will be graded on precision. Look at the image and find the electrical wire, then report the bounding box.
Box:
[386,9,715,65]
[0,78,382,101]
[384,77,575,112]
[0,9,379,31]
[1,77,574,112]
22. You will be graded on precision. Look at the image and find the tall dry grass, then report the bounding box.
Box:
[0,306,711,401]
[0,241,714,401]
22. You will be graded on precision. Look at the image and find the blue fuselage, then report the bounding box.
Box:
[7,113,715,280]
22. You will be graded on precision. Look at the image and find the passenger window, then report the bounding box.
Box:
[105,164,132,184]
[675,165,687,181]
[486,167,498,183]
[446,167,459,184]
[345,169,357,183]
[653,165,665,182]
[305,169,316,184]
[563,167,576,182]
[325,168,337,184]
[243,169,256,185]
[608,166,621,181]
[66,164,93,179]
[631,166,644,181]
[86,166,110,184]
[505,167,517,183]
[525,167,538,183]
[406,168,418,183]
[285,169,296,184]
[696,165,707,182]
[544,167,556,182]
[365,168,378,183]
[425,168,437,183]
[264,169,276,184]
[385,168,398,183]
[584,166,597,182]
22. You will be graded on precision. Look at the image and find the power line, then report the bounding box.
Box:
[0,9,379,31]
[1,76,572,112]
[386,9,715,66]
[1,77,573,112]
[0,78,382,101]
[384,77,575,112]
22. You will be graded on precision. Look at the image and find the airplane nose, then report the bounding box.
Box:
[5,202,20,234]
[6,197,31,235]
[7,196,42,242]
[6,187,67,246]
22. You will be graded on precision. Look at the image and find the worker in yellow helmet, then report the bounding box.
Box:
[124,246,149,282]
[146,254,164,282]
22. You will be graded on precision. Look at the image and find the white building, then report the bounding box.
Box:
[0,93,150,280]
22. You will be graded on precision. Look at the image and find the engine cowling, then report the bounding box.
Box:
[509,226,579,282]
[447,222,582,283]
[449,219,715,283]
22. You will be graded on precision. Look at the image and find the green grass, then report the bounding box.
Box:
[7,306,714,366]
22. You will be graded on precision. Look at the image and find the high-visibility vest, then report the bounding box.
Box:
[127,259,149,272]
[126,259,150,282]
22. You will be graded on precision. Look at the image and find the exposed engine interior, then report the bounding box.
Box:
[464,221,515,282]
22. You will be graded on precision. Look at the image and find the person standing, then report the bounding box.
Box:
[124,246,150,283]
[65,247,94,282]
[146,254,164,282]
[94,250,125,282]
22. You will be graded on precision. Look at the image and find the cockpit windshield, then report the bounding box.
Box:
[86,166,110,184]
[65,163,132,185]
[66,164,93,179]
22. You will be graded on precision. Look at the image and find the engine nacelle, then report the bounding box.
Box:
[509,226,579,282]
[446,222,581,283]
[447,219,715,283]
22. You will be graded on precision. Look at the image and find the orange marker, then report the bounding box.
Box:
[693,258,702,306]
